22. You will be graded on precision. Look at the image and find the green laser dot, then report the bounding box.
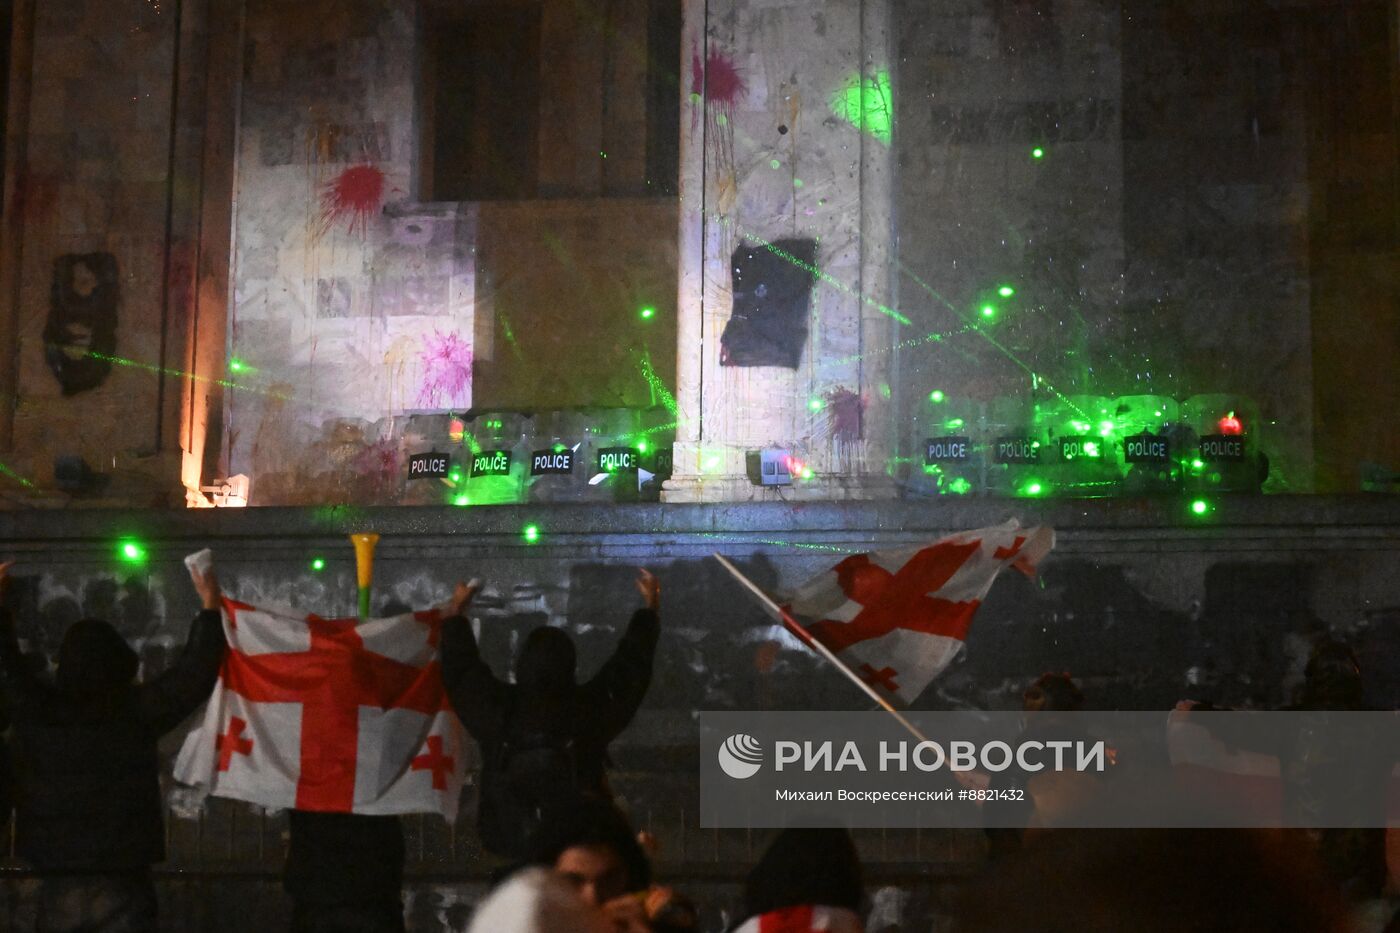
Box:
[808,399,825,412]
[1032,147,1045,159]
[929,390,945,403]
[118,541,146,563]
[637,440,648,454]
[228,359,245,372]
[981,305,996,318]
[1024,482,1044,496]
[310,558,325,571]
[1191,499,1209,515]
[997,286,1015,298]
[770,159,781,169]
[453,494,470,506]
[523,524,540,543]
[640,306,655,319]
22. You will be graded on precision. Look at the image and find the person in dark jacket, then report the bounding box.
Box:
[733,828,865,932]
[0,559,227,933]
[441,569,660,858]
[284,811,406,933]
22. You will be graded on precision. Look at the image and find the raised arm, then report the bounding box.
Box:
[137,566,228,734]
[582,569,661,742]
[439,580,512,744]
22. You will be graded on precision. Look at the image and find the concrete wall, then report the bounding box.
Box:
[226,0,680,507]
[0,0,183,503]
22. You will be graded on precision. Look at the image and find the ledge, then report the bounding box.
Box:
[0,496,1396,550]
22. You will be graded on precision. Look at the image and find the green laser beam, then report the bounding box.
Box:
[635,353,680,417]
[0,462,36,488]
[85,351,291,400]
[738,227,912,326]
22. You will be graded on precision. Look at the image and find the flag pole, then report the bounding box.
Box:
[713,553,931,745]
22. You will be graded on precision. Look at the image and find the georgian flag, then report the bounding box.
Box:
[174,599,467,820]
[784,521,1054,707]
[733,906,864,933]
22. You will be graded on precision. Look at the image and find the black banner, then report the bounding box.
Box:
[924,436,973,463]
[1199,434,1247,462]
[1123,432,1170,464]
[598,446,641,473]
[407,452,451,479]
[470,449,512,477]
[531,449,574,476]
[993,436,1039,465]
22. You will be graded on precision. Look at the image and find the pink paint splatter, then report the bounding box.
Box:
[691,46,747,112]
[825,387,865,442]
[417,329,473,409]
[319,164,386,237]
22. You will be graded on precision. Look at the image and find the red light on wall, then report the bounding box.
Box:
[1217,412,1243,435]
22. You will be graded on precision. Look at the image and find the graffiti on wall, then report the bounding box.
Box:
[44,253,120,396]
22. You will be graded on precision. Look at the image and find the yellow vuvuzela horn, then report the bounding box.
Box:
[350,532,379,619]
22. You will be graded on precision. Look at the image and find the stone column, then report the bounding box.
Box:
[664,0,899,503]
[177,0,245,503]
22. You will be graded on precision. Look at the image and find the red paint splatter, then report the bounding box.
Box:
[352,436,400,497]
[319,164,386,237]
[691,46,747,111]
[825,387,865,442]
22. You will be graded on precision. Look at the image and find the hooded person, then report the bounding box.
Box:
[441,569,661,858]
[0,560,227,933]
[733,828,865,933]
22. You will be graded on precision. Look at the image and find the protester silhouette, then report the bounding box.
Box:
[442,569,660,858]
[732,828,866,932]
[282,582,479,933]
[0,559,226,933]
[1178,636,1400,902]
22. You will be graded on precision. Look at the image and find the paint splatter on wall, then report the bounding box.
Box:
[825,386,864,442]
[692,45,746,216]
[318,163,387,238]
[416,329,473,410]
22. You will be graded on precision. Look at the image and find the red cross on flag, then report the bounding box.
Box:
[732,906,863,933]
[174,599,468,820]
[770,520,1053,707]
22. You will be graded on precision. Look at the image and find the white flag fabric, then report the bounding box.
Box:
[784,520,1054,707]
[174,599,467,820]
